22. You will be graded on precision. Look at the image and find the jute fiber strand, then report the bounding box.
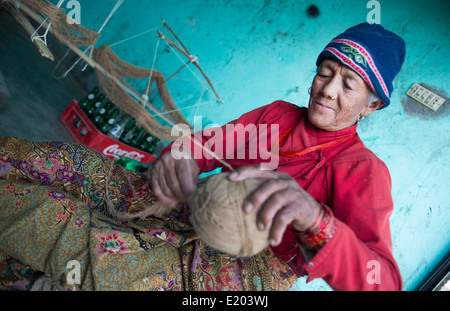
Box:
[19,0,193,141]
[190,173,270,257]
[20,0,99,46]
[93,45,193,142]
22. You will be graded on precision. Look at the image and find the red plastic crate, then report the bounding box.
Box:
[60,100,156,165]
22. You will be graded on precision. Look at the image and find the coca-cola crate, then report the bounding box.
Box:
[60,100,157,165]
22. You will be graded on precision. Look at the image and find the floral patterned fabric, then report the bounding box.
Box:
[0,136,297,291]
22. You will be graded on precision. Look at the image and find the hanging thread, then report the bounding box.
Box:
[142,37,161,107]
[162,37,210,93]
[30,0,65,46]
[109,25,163,48]
[16,0,234,176]
[80,0,125,71]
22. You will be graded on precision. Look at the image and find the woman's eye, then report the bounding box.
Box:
[343,82,352,90]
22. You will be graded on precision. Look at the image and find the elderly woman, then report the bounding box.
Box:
[0,23,404,291]
[151,22,406,291]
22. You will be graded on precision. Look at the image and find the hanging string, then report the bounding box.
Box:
[30,0,65,46]
[149,100,217,119]
[145,58,195,100]
[97,0,125,34]
[157,27,222,104]
[51,47,73,78]
[194,85,206,118]
[168,76,198,82]
[54,0,124,77]
[109,25,163,48]
[141,37,161,107]
[138,25,219,123]
[80,0,125,71]
[53,26,164,79]
[162,38,211,94]
[138,33,220,130]
[15,0,235,197]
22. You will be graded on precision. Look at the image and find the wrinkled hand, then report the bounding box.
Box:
[229,166,321,247]
[148,150,200,207]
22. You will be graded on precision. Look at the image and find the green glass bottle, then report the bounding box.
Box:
[80,126,88,137]
[108,114,133,140]
[73,117,82,129]
[147,137,160,154]
[131,127,146,148]
[94,101,114,128]
[139,133,156,151]
[87,94,105,120]
[115,156,151,173]
[79,87,99,112]
[121,122,138,145]
[100,109,119,134]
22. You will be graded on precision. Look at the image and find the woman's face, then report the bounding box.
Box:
[308,59,383,131]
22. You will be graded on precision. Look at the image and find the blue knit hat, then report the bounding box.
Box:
[316,23,406,108]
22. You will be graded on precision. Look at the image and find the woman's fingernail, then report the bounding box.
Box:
[229,172,238,179]
[258,222,265,231]
[244,202,253,213]
[270,239,277,246]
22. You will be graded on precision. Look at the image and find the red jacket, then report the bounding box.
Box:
[166,100,402,290]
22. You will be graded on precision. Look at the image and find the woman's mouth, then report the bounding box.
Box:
[314,101,335,112]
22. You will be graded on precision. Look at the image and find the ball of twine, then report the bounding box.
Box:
[190,172,270,257]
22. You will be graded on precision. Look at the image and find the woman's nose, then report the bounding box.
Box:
[321,77,339,100]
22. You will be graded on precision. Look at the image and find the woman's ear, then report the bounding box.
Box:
[365,99,385,116]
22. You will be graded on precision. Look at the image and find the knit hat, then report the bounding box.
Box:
[316,23,406,108]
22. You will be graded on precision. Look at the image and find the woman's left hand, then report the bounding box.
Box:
[229,166,322,247]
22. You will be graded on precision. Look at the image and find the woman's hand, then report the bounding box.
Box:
[147,150,200,207]
[229,166,322,247]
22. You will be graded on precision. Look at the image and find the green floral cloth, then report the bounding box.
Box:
[0,137,297,291]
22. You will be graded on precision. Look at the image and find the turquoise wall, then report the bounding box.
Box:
[58,0,449,290]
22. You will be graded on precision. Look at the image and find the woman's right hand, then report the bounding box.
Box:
[147,150,200,207]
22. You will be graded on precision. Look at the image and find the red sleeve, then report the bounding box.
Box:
[302,157,403,291]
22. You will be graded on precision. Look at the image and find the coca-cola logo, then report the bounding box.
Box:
[103,144,145,161]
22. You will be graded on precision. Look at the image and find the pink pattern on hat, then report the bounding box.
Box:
[331,39,390,98]
[324,47,376,94]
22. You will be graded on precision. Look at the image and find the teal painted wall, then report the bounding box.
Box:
[59,0,449,290]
